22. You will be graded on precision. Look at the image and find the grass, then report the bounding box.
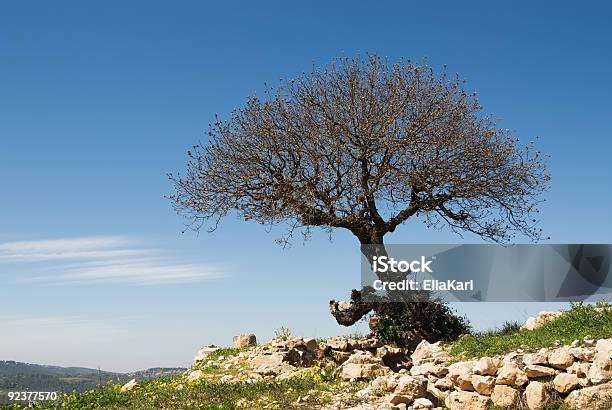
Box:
[449,302,612,359]
[206,347,249,362]
[2,358,365,410]
[342,331,366,340]
[274,326,292,340]
[3,303,610,409]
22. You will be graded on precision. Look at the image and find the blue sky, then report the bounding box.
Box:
[1,1,611,372]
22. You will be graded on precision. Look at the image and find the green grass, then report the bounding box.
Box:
[4,303,611,409]
[449,302,612,359]
[1,367,365,410]
[206,347,249,362]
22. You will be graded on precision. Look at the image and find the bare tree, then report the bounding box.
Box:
[169,55,549,335]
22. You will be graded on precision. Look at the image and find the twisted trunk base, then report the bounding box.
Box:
[329,289,376,326]
[332,240,470,345]
[329,287,470,345]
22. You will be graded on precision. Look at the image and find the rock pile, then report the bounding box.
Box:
[232,335,411,379]
[185,326,612,409]
[192,344,220,367]
[520,311,562,331]
[379,337,612,410]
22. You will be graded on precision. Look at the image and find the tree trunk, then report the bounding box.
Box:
[329,233,410,326]
[329,234,469,345]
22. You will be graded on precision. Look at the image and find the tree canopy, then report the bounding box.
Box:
[170,55,549,246]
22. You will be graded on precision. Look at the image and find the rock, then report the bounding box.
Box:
[570,347,595,362]
[525,364,557,378]
[395,374,427,393]
[427,381,449,401]
[565,381,612,410]
[448,360,475,378]
[410,362,448,377]
[357,337,383,350]
[490,385,518,407]
[339,351,390,380]
[284,336,304,349]
[522,317,538,331]
[355,386,372,399]
[283,348,301,364]
[340,362,389,380]
[471,374,495,395]
[371,374,401,392]
[434,376,454,390]
[411,340,450,366]
[412,397,434,409]
[553,373,581,393]
[523,348,549,366]
[392,375,427,403]
[524,381,549,410]
[588,364,611,385]
[455,373,474,391]
[588,339,612,384]
[186,370,204,382]
[302,337,318,352]
[548,347,574,369]
[120,378,138,392]
[377,346,411,372]
[496,363,528,387]
[388,394,410,405]
[567,362,590,378]
[445,391,489,410]
[332,350,352,364]
[327,336,350,351]
[521,311,562,331]
[192,344,220,366]
[447,360,475,390]
[315,342,330,360]
[502,351,522,365]
[233,333,256,348]
[472,357,498,376]
[249,353,286,376]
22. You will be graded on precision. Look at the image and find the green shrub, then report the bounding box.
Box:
[274,326,292,340]
[373,301,470,347]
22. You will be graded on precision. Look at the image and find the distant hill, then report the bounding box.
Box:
[0,361,185,404]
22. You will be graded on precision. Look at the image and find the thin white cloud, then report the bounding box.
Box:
[0,236,146,261]
[36,262,224,285]
[0,236,224,285]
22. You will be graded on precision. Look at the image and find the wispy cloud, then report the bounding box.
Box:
[0,236,147,261]
[0,236,223,285]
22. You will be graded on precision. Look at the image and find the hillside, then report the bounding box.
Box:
[2,303,611,409]
[0,362,184,405]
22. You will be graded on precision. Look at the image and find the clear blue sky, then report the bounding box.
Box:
[1,1,611,372]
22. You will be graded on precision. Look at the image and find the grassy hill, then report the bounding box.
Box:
[449,302,612,359]
[0,362,184,405]
[2,303,610,409]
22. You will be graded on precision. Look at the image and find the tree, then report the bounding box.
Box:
[169,55,549,343]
